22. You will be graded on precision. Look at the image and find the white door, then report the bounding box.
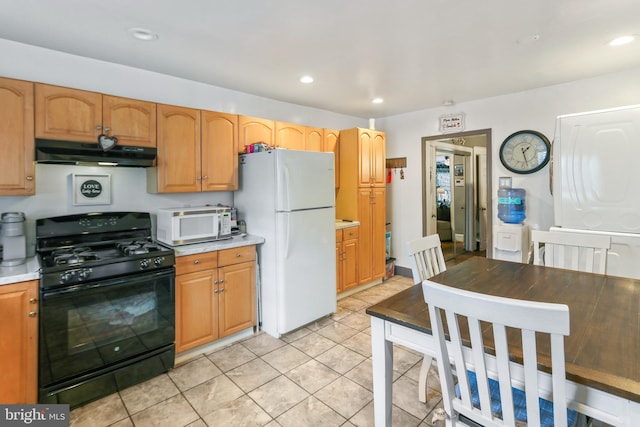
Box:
[553,105,640,232]
[275,207,336,334]
[275,150,335,211]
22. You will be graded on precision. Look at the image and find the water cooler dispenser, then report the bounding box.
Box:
[493,178,530,263]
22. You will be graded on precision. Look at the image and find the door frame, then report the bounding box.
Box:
[421,128,493,256]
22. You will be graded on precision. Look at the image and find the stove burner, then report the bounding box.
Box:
[116,240,164,256]
[52,247,98,266]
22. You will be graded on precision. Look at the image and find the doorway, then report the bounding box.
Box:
[421,129,492,261]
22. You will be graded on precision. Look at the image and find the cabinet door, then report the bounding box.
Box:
[275,121,305,150]
[0,280,38,404]
[176,269,218,353]
[358,129,373,187]
[305,127,323,151]
[336,230,343,293]
[357,189,373,284]
[371,131,386,186]
[371,187,387,280]
[218,261,256,338]
[0,78,35,196]
[324,129,340,188]
[342,237,359,290]
[35,83,102,142]
[102,95,156,147]
[156,104,201,193]
[201,111,238,191]
[239,116,274,153]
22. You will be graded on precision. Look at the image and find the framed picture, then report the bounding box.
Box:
[454,164,464,177]
[72,174,111,205]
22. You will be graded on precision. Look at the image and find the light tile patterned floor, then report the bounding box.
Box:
[69,275,447,427]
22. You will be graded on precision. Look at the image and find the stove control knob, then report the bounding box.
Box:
[60,272,71,283]
[140,259,150,269]
[79,268,92,280]
[154,257,165,267]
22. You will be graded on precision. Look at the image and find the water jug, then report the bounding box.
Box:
[497,188,526,224]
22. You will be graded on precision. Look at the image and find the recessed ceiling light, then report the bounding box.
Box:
[127,27,159,41]
[609,35,635,46]
[442,99,455,106]
[371,98,384,104]
[299,75,314,84]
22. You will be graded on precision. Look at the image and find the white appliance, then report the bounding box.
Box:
[494,223,530,263]
[156,206,232,246]
[552,104,640,278]
[234,149,336,337]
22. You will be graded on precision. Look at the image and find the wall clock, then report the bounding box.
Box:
[499,130,551,174]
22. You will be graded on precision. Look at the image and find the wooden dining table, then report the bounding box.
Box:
[366,257,640,427]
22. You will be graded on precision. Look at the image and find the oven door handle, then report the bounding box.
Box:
[41,268,175,298]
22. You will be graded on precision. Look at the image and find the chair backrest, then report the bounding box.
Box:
[406,234,447,284]
[423,279,571,427]
[531,229,611,274]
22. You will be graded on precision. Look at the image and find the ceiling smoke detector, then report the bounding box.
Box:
[127,28,159,41]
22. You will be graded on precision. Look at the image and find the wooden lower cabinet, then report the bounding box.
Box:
[175,246,256,353]
[336,227,359,293]
[0,280,38,404]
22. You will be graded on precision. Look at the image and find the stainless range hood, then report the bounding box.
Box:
[36,139,156,167]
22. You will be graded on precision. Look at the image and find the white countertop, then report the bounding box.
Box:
[336,220,360,230]
[0,257,41,286]
[171,234,265,257]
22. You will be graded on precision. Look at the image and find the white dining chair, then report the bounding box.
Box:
[406,234,447,403]
[422,279,582,427]
[531,229,611,274]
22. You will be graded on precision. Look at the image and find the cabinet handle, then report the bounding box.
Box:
[219,288,225,293]
[95,125,102,130]
[214,288,219,293]
[202,176,208,180]
[30,298,37,304]
[196,176,202,181]
[219,279,225,284]
[29,311,37,317]
[103,127,110,132]
[26,176,33,181]
[214,279,219,284]
[194,259,200,264]
[236,253,241,257]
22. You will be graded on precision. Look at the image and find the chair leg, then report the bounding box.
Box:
[418,355,433,403]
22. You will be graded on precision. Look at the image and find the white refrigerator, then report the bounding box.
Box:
[233,149,336,337]
[552,104,640,279]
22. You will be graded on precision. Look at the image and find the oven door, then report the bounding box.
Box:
[39,268,175,388]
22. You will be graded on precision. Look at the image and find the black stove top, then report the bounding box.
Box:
[36,212,175,290]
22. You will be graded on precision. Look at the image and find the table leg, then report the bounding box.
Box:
[371,316,393,427]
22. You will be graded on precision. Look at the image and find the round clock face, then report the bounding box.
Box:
[499,130,551,174]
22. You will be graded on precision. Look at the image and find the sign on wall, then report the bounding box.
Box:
[439,113,465,133]
[72,174,111,205]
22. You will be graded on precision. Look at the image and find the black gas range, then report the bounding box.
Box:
[36,212,176,408]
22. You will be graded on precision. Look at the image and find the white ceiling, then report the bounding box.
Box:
[1,0,639,118]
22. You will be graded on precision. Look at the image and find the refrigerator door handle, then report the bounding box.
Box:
[282,164,291,210]
[283,214,291,259]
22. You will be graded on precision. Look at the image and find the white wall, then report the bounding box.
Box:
[0,39,366,254]
[377,67,640,269]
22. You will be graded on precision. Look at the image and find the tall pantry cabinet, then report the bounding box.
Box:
[336,128,386,285]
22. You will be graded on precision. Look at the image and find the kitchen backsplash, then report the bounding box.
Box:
[0,163,232,256]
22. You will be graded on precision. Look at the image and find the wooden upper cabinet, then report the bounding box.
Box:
[305,127,323,151]
[275,121,305,150]
[201,111,239,191]
[35,84,157,147]
[0,77,35,196]
[324,128,340,188]
[356,128,386,187]
[102,95,156,147]
[35,83,102,142]
[154,104,201,193]
[239,116,274,153]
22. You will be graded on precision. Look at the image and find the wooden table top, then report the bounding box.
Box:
[366,257,640,402]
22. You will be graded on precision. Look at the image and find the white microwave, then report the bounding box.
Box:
[156,206,232,246]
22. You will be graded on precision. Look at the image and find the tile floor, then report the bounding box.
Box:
[69,274,447,427]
